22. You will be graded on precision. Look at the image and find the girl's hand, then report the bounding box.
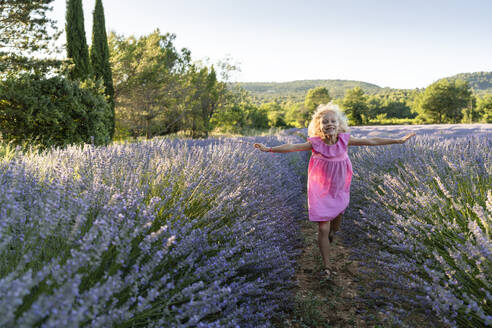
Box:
[398,133,416,144]
[253,143,269,152]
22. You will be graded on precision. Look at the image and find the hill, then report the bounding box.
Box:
[445,71,492,94]
[233,72,492,103]
[233,79,385,103]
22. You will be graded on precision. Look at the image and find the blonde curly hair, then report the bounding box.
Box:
[307,103,349,138]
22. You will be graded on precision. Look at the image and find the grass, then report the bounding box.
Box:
[278,291,333,328]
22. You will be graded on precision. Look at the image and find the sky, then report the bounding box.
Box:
[51,0,492,89]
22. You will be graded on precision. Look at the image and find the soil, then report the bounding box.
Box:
[280,218,390,328]
[278,216,448,328]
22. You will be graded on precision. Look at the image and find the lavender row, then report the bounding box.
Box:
[343,134,491,327]
[0,135,309,327]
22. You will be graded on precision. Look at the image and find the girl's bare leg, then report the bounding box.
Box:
[318,221,331,269]
[331,214,342,232]
[329,214,342,242]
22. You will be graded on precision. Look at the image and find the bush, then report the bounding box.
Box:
[0,74,111,148]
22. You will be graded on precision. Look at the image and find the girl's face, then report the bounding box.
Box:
[321,112,339,136]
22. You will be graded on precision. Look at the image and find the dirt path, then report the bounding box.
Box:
[279,218,390,328]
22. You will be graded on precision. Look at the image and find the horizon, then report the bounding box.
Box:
[229,74,490,90]
[230,72,492,92]
[50,0,492,89]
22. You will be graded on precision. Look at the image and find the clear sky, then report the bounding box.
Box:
[51,0,492,89]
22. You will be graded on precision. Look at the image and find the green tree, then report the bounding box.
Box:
[181,65,225,138]
[0,0,62,74]
[304,87,331,125]
[209,86,266,133]
[90,0,115,137]
[461,96,478,123]
[366,95,383,120]
[414,79,472,123]
[284,101,305,128]
[476,94,492,123]
[90,0,114,138]
[188,57,242,136]
[366,91,415,121]
[259,102,287,127]
[244,104,268,129]
[342,87,367,125]
[209,102,245,133]
[0,74,110,147]
[66,0,90,80]
[109,30,190,139]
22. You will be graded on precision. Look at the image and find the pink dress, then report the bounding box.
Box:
[307,133,353,222]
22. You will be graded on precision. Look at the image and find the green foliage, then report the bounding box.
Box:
[0,0,63,74]
[304,87,331,111]
[460,96,479,123]
[0,74,111,148]
[109,30,242,139]
[209,86,268,133]
[90,0,115,138]
[287,291,332,328]
[447,71,492,94]
[210,102,267,133]
[259,102,287,127]
[245,104,269,129]
[303,87,331,124]
[366,90,416,120]
[66,0,91,80]
[180,65,227,138]
[210,102,247,133]
[284,101,306,128]
[476,94,492,123]
[109,30,191,139]
[342,87,367,125]
[414,79,472,123]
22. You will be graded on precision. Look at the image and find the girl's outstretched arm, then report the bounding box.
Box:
[253,142,312,153]
[348,133,416,146]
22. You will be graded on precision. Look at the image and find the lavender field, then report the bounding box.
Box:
[0,124,491,327]
[344,124,492,327]
[0,135,309,327]
[349,123,492,138]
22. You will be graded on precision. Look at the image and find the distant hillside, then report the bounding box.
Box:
[233,72,492,103]
[233,79,385,103]
[445,71,492,94]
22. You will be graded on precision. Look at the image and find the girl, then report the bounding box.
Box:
[253,103,415,279]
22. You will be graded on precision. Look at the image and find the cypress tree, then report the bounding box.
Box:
[66,0,90,80]
[90,0,115,138]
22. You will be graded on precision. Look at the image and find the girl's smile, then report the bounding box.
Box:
[321,112,339,136]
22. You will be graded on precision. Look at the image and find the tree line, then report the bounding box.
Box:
[0,0,235,148]
[222,79,491,132]
[236,71,492,103]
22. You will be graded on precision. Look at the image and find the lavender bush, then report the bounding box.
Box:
[342,132,491,327]
[0,135,309,327]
